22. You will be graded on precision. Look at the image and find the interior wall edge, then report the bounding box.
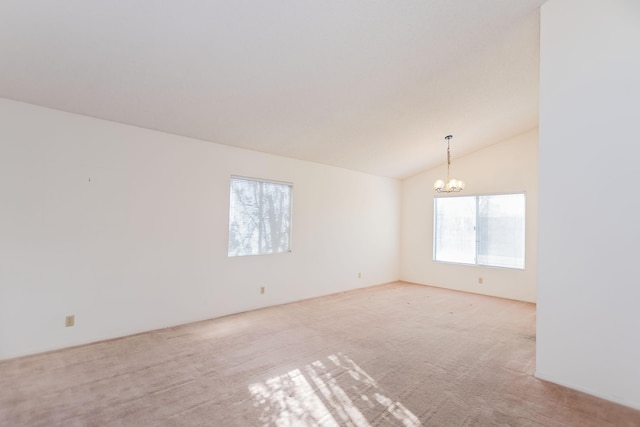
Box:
[534,371,640,412]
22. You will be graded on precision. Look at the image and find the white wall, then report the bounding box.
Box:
[0,99,400,360]
[401,129,538,302]
[538,0,640,409]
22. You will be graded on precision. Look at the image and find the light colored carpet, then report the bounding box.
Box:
[1,282,639,426]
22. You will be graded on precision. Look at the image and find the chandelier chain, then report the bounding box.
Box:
[447,142,451,182]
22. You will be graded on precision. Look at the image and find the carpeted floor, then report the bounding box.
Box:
[1,282,639,426]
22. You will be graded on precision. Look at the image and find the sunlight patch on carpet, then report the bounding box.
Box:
[249,353,422,426]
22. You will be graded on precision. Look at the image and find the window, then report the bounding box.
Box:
[434,193,525,269]
[228,176,292,257]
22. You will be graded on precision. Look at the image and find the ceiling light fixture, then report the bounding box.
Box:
[434,135,465,193]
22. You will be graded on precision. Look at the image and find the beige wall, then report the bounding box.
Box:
[0,99,400,360]
[400,129,538,302]
[537,0,640,410]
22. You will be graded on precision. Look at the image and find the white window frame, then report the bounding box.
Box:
[433,192,526,269]
[228,175,293,257]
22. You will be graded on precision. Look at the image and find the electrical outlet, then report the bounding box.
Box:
[358,272,362,279]
[260,286,265,294]
[478,277,483,284]
[65,315,75,327]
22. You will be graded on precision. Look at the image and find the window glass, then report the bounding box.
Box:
[434,196,476,264]
[228,176,292,257]
[477,194,525,269]
[434,193,525,269]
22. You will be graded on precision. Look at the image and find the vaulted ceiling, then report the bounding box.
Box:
[0,1,545,178]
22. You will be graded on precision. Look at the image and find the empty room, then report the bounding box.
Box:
[1,0,639,426]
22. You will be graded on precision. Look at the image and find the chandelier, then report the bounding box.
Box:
[434,135,465,193]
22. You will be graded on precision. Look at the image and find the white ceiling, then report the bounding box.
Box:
[0,1,545,179]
